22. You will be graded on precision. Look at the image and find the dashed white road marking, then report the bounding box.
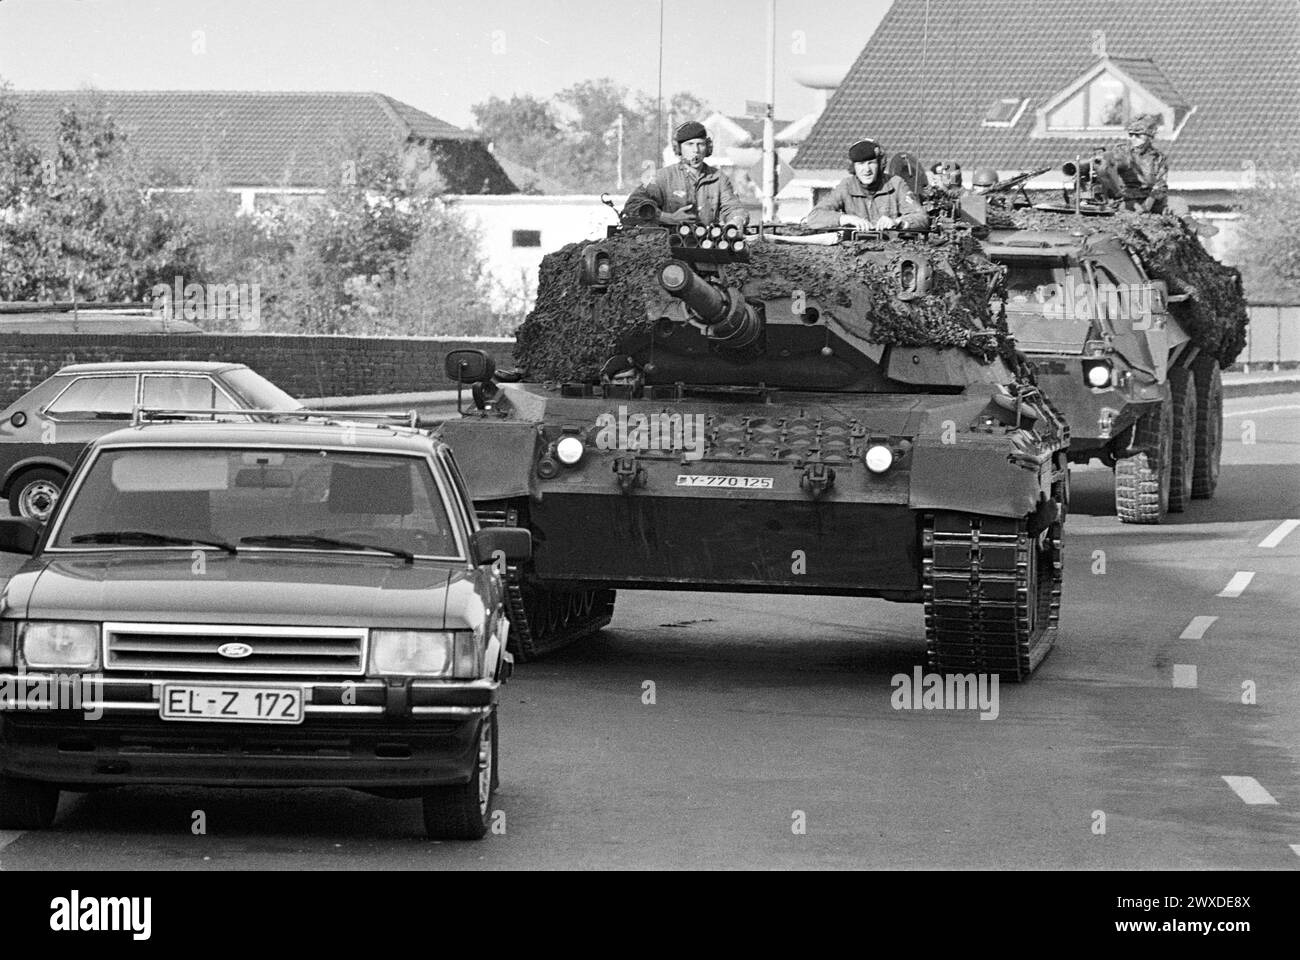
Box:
[1221,776,1278,805]
[1217,572,1256,598]
[1259,519,1300,549]
[1172,664,1198,688]
[1179,616,1219,640]
[1224,404,1300,417]
[1291,844,1300,859]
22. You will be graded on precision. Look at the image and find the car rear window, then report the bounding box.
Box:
[52,447,460,558]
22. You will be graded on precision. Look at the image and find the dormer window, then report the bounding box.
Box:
[1033,56,1192,140]
[983,97,1030,128]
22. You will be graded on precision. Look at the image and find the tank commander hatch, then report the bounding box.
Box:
[622,120,749,228]
[802,138,930,231]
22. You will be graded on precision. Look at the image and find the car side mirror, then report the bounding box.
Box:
[470,527,531,565]
[0,517,43,555]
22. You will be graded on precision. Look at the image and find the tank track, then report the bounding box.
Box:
[922,509,1063,682]
[478,503,615,662]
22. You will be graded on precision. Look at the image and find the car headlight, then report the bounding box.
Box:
[369,630,455,677]
[555,436,585,466]
[20,622,100,669]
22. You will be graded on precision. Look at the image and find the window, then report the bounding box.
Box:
[512,230,542,248]
[142,376,240,415]
[45,376,137,420]
[1045,69,1165,133]
[982,98,1029,128]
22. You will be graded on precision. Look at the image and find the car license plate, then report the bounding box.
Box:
[160,684,304,724]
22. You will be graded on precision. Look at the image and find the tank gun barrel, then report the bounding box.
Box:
[658,262,763,352]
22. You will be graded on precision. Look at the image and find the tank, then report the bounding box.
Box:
[437,220,1069,681]
[982,162,1248,523]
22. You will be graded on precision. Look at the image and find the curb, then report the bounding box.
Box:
[1222,377,1300,399]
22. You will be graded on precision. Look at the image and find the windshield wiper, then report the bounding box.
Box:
[69,531,237,554]
[239,534,414,563]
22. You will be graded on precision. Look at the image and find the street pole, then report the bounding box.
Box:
[763,0,776,223]
[616,113,625,190]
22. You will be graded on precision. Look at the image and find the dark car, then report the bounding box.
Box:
[0,413,529,840]
[0,361,302,522]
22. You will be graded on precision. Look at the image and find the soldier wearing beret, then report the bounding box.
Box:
[803,138,930,231]
[622,120,749,228]
[1108,114,1169,213]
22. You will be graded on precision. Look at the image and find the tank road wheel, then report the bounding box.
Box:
[1168,367,1198,513]
[923,505,1063,683]
[1192,357,1223,499]
[504,580,616,662]
[1114,398,1172,524]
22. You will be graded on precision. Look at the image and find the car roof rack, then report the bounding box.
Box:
[131,406,422,429]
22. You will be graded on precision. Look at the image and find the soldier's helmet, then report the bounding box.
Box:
[972,167,999,188]
[1126,113,1160,136]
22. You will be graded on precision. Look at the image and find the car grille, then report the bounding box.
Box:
[103,623,367,676]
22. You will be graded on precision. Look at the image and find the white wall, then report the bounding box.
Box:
[446,195,626,314]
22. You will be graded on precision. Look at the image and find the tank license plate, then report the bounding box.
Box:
[161,683,304,723]
[676,475,773,489]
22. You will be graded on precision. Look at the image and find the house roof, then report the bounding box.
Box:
[7,90,516,193]
[797,0,1300,174]
[489,154,570,195]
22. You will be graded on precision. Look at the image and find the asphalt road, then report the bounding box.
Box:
[0,392,1297,870]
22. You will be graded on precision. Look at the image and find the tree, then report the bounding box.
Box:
[470,81,710,193]
[1235,164,1300,302]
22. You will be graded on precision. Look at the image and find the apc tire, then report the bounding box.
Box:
[1191,358,1223,499]
[1115,398,1172,524]
[0,775,59,829]
[422,711,495,841]
[8,468,65,523]
[1168,367,1197,513]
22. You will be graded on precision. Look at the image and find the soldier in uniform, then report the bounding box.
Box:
[1108,113,1169,213]
[803,138,930,231]
[623,120,749,228]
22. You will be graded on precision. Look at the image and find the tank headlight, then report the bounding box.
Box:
[1084,360,1113,388]
[864,445,894,473]
[556,436,585,466]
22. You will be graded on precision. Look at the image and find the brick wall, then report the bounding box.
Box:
[0,333,517,407]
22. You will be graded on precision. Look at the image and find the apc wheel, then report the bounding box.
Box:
[1115,399,1172,524]
[422,711,495,841]
[0,775,59,829]
[1168,368,1197,513]
[8,468,65,523]
[1192,358,1223,499]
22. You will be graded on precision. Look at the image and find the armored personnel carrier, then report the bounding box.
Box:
[438,221,1068,681]
[984,162,1248,523]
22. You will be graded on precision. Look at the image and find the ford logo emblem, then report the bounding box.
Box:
[217,642,254,659]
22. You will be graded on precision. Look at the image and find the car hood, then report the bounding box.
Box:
[3,553,469,628]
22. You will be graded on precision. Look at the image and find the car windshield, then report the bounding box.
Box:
[52,447,459,559]
[219,367,303,411]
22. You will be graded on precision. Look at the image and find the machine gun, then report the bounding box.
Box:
[1047,153,1127,214]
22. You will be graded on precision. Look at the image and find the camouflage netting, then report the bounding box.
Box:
[514,229,1012,382]
[989,208,1249,366]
